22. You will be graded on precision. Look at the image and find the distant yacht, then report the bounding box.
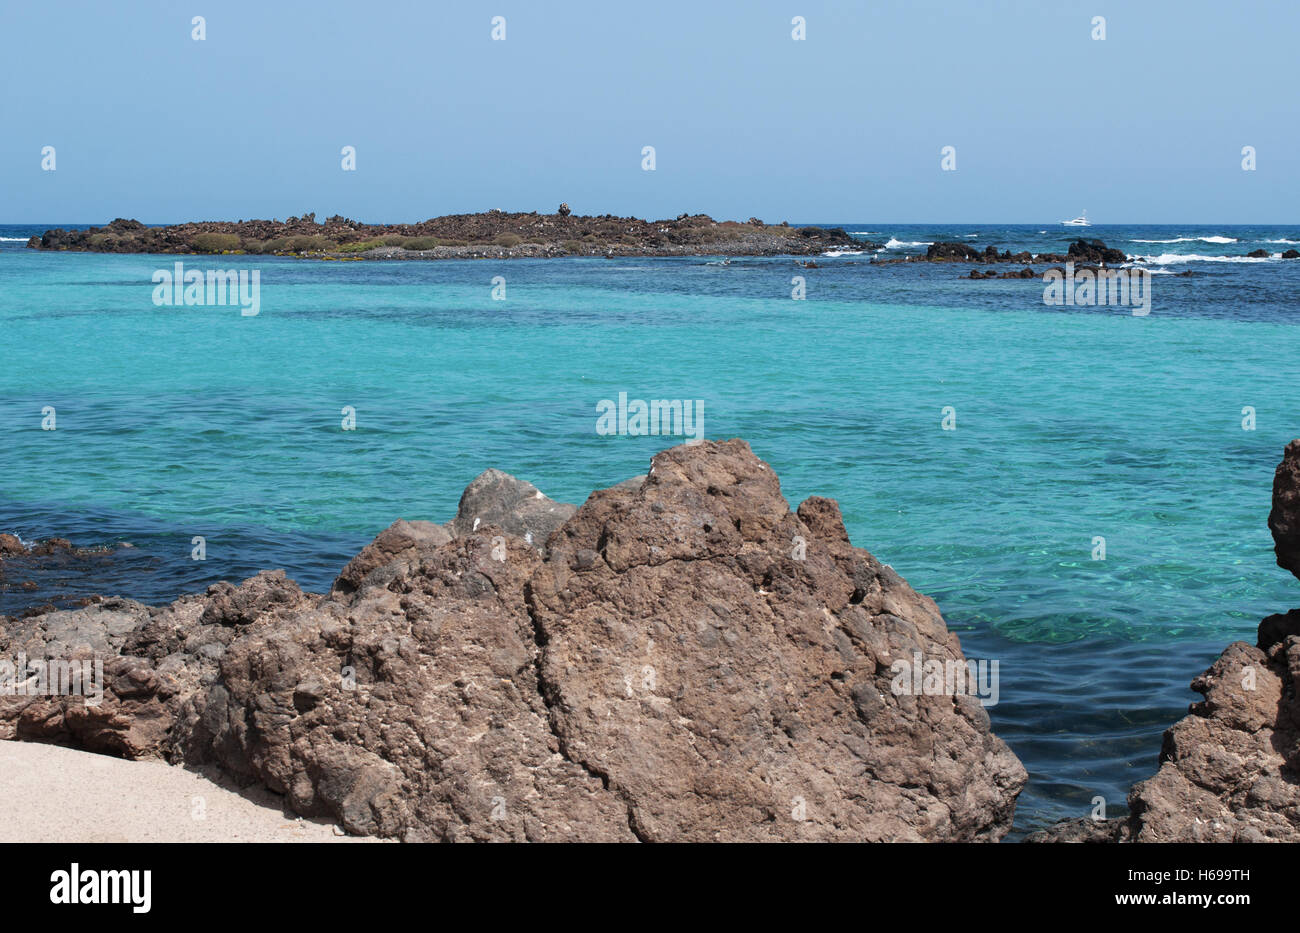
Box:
[1061,210,1091,227]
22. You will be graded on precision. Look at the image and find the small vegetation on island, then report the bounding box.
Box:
[190,232,242,253]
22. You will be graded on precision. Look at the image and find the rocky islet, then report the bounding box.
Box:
[26,212,873,260]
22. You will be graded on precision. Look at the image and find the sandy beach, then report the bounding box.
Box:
[0,742,375,843]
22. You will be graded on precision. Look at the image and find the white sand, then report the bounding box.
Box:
[0,741,377,842]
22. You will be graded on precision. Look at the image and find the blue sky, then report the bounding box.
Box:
[2,0,1296,223]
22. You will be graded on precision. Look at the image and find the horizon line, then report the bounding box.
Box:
[4,218,1300,228]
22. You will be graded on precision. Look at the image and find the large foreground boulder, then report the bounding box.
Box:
[530,441,1023,840]
[0,440,1025,841]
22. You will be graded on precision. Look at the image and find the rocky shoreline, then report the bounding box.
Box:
[27,211,875,260]
[6,439,1300,841]
[0,440,1025,841]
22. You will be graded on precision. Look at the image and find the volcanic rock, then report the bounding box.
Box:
[1023,818,1129,843]
[529,441,1025,840]
[927,242,983,262]
[332,520,452,595]
[1066,239,1127,265]
[27,213,872,260]
[1270,440,1300,581]
[0,441,1026,841]
[1117,609,1300,841]
[443,468,576,548]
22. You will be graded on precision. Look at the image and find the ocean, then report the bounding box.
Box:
[3,221,1298,837]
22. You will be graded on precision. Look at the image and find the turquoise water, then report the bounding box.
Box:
[3,224,1299,834]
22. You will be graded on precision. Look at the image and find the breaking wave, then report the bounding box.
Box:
[1130,236,1238,244]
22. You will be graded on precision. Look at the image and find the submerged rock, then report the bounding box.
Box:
[1034,439,1300,842]
[1024,818,1129,843]
[0,440,1025,841]
[0,537,143,617]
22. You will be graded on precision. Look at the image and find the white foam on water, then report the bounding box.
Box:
[1131,252,1275,264]
[1130,236,1238,244]
[884,238,932,249]
[822,249,865,257]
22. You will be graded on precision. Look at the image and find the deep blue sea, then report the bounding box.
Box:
[3,221,1299,837]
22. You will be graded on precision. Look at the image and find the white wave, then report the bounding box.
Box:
[1263,238,1300,244]
[1130,236,1237,244]
[848,231,880,237]
[884,238,932,249]
[822,249,864,257]
[0,236,32,241]
[963,233,979,238]
[1131,252,1274,265]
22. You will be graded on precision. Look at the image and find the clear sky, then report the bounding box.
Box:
[2,0,1296,224]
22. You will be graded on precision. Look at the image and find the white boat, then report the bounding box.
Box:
[1062,210,1090,227]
